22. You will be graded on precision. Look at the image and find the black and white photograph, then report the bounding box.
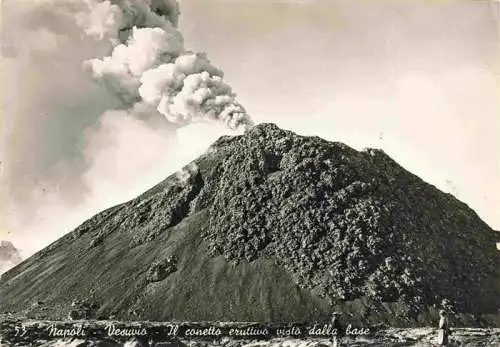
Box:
[0,0,499,346]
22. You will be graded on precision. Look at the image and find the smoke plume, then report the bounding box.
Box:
[1,0,252,260]
[86,0,253,130]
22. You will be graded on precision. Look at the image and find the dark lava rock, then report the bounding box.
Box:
[146,256,178,282]
[195,124,499,314]
[0,123,498,324]
[68,309,83,320]
[68,298,100,319]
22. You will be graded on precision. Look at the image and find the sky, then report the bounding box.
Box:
[0,0,499,257]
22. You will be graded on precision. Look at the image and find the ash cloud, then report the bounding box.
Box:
[86,0,252,129]
[0,0,251,257]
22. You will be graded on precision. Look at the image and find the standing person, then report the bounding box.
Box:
[437,309,451,346]
[330,312,345,347]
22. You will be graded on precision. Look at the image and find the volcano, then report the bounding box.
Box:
[0,124,498,325]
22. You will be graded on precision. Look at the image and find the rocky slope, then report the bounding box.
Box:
[0,123,498,325]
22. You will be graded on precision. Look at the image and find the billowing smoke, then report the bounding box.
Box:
[86,0,253,130]
[1,0,252,262]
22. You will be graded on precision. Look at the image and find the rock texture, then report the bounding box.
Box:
[0,123,498,324]
[197,125,500,314]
